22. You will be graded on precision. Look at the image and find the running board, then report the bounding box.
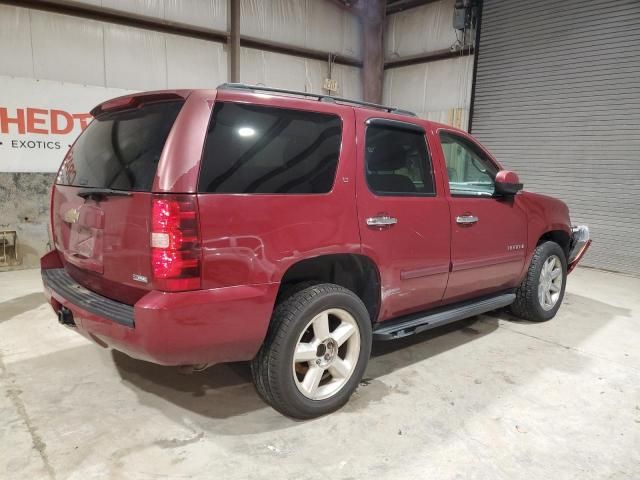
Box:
[373,293,516,341]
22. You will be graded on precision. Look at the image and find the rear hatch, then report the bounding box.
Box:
[52,96,186,304]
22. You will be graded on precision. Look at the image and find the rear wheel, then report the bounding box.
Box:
[251,283,372,419]
[510,241,567,322]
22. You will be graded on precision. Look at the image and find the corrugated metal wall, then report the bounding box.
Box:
[471,0,640,275]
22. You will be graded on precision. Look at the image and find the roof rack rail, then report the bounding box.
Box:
[217,83,416,117]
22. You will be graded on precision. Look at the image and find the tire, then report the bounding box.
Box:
[251,283,372,419]
[510,241,567,322]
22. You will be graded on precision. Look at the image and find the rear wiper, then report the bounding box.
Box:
[77,188,133,200]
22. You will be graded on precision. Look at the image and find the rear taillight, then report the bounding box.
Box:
[150,194,201,291]
[49,184,56,248]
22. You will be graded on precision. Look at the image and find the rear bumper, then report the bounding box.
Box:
[567,225,591,273]
[41,263,278,366]
[43,268,134,327]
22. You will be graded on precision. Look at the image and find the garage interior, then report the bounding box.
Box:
[1,0,639,478]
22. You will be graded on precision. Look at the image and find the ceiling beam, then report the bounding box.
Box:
[384,47,474,69]
[331,0,439,15]
[386,0,440,15]
[241,36,361,67]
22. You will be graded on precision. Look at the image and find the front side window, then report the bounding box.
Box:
[365,124,435,196]
[198,102,342,194]
[440,132,498,197]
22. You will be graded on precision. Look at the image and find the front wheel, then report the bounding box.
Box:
[251,283,372,419]
[510,241,567,322]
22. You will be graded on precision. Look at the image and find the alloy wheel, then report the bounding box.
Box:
[292,308,361,400]
[538,255,563,311]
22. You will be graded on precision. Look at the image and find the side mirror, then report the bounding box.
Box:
[495,170,523,196]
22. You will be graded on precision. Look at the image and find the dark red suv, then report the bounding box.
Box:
[41,84,591,418]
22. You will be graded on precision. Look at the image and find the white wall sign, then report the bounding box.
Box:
[0,76,137,173]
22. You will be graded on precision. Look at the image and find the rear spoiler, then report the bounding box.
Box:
[90,91,188,117]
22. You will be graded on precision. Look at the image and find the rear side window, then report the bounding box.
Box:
[365,125,435,196]
[57,100,184,191]
[198,102,342,194]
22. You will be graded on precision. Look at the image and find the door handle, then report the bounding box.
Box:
[366,215,398,227]
[456,215,478,225]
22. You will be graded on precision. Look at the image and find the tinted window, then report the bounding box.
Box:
[198,102,342,194]
[440,132,498,197]
[56,100,184,191]
[365,125,434,196]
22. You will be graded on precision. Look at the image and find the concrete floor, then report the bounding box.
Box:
[1,268,639,480]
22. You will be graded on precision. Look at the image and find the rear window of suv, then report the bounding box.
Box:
[198,102,342,194]
[56,100,184,191]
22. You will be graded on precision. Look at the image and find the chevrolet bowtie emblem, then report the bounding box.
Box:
[63,207,80,224]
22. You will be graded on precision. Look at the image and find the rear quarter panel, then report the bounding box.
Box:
[196,92,361,289]
[153,90,217,193]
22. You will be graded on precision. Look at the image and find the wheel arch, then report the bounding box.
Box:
[277,253,382,324]
[537,229,571,259]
